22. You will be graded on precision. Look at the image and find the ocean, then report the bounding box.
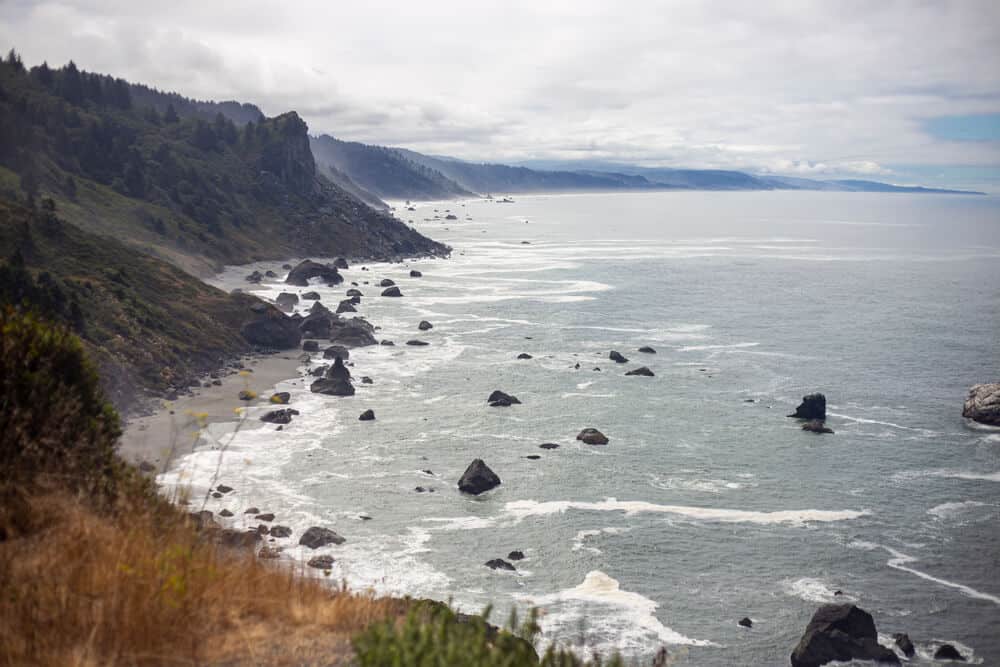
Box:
[161,190,1000,665]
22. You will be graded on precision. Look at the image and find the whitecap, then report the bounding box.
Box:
[782,578,856,603]
[927,501,988,519]
[677,342,760,352]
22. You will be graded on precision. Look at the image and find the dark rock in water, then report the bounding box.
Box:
[219,509,233,517]
[299,526,345,549]
[739,617,753,628]
[381,286,403,297]
[246,270,263,283]
[790,604,900,667]
[216,485,233,493]
[525,455,541,460]
[310,365,328,377]
[260,408,300,424]
[269,525,292,538]
[418,320,433,331]
[381,340,395,346]
[276,292,299,308]
[188,510,218,530]
[329,316,378,347]
[241,303,302,349]
[638,346,657,354]
[212,491,223,498]
[508,550,525,561]
[802,419,834,434]
[258,545,282,559]
[485,558,516,571]
[308,555,335,570]
[333,257,349,270]
[933,644,965,661]
[487,390,520,407]
[310,358,354,395]
[218,529,261,549]
[789,393,827,420]
[302,291,321,300]
[458,459,501,495]
[361,376,373,384]
[577,428,609,445]
[303,340,319,352]
[269,392,291,404]
[282,264,293,270]
[346,288,363,297]
[407,339,429,346]
[539,443,560,449]
[285,259,343,287]
[336,299,357,314]
[324,357,351,381]
[893,634,915,658]
[244,507,260,515]
[410,269,422,277]
[359,409,375,421]
[414,486,427,493]
[265,270,277,278]
[517,353,533,359]
[323,345,350,360]
[962,383,1000,426]
[256,513,275,522]
[609,350,628,363]
[626,366,655,377]
[299,312,335,339]
[380,278,396,287]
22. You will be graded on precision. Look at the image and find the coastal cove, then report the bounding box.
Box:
[135,190,1000,665]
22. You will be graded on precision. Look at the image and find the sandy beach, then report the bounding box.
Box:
[118,352,303,471]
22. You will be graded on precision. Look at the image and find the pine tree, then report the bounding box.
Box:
[164,103,179,123]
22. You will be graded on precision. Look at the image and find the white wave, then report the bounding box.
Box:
[503,498,868,526]
[647,475,747,494]
[826,412,939,435]
[571,527,631,554]
[560,392,618,399]
[894,469,1000,483]
[423,516,498,530]
[927,501,988,519]
[522,571,714,654]
[849,542,1000,606]
[677,342,759,352]
[783,578,855,603]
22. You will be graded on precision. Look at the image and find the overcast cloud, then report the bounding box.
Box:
[2,0,999,189]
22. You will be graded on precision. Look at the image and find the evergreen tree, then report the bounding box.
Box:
[163,102,179,123]
[59,61,83,105]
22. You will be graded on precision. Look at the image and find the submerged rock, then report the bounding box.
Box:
[789,393,827,421]
[485,558,516,571]
[802,419,834,434]
[299,526,345,549]
[790,604,900,667]
[407,339,430,346]
[260,408,300,424]
[539,443,560,449]
[625,366,655,377]
[487,390,521,407]
[609,350,628,364]
[517,353,533,360]
[458,459,501,495]
[933,644,965,661]
[962,383,1000,426]
[576,428,609,445]
[638,346,657,354]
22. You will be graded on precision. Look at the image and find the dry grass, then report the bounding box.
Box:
[0,490,410,667]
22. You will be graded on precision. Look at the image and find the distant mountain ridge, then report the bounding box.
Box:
[309,136,984,200]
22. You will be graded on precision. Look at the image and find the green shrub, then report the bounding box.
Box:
[352,602,624,667]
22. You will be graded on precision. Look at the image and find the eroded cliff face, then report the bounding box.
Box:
[257,112,318,197]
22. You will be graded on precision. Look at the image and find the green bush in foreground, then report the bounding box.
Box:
[353,602,625,667]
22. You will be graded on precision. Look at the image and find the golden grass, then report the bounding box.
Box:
[0,491,409,666]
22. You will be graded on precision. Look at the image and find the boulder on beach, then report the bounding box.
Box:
[407,339,429,346]
[638,346,657,354]
[625,366,655,377]
[485,558,516,571]
[458,459,501,495]
[487,390,521,407]
[418,320,433,331]
[962,383,1000,426]
[517,353,532,360]
[260,408,300,424]
[308,555,335,570]
[790,604,900,667]
[285,260,343,287]
[609,350,628,364]
[299,526,345,549]
[269,392,291,404]
[802,419,834,434]
[302,291,321,300]
[240,303,302,349]
[380,278,395,287]
[933,644,965,661]
[359,409,375,421]
[893,634,915,658]
[577,428,608,445]
[381,286,403,297]
[410,269,422,277]
[323,345,350,360]
[789,393,827,421]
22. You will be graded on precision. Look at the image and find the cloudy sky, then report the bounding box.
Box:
[2,0,1000,190]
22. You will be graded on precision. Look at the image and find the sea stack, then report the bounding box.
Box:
[458,459,501,495]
